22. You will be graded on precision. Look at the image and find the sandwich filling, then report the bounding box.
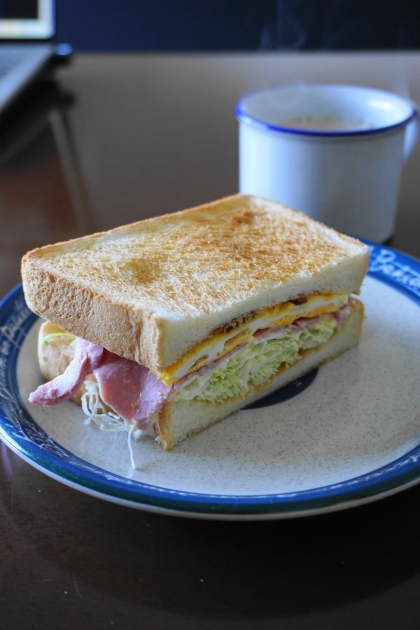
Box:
[29,293,355,435]
[155,293,349,384]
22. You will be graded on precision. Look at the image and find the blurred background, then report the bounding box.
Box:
[54,0,420,52]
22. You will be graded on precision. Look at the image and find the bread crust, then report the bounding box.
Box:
[22,194,369,371]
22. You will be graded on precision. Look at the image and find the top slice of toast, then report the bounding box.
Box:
[22,194,369,371]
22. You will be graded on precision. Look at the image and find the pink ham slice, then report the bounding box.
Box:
[253,316,322,341]
[29,340,172,428]
[93,351,172,429]
[290,315,322,329]
[254,305,351,341]
[332,305,351,326]
[29,340,103,406]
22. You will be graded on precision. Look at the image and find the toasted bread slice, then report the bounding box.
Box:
[22,194,369,372]
[37,299,364,450]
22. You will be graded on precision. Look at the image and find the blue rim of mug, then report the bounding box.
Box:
[234,86,418,138]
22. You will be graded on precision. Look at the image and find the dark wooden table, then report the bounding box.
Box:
[1,53,420,630]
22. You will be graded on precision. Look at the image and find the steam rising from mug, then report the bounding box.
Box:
[236,85,419,242]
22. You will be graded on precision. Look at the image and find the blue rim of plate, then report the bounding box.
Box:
[1,240,420,517]
[235,86,418,138]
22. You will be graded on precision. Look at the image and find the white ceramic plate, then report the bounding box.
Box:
[1,242,420,520]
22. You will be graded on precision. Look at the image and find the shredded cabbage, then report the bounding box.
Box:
[81,380,127,431]
[80,381,152,469]
[175,316,338,404]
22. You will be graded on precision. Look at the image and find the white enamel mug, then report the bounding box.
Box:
[236,85,419,242]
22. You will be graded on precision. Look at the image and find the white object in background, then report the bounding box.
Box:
[236,85,419,242]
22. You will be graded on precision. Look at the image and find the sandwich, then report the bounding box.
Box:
[22,194,369,452]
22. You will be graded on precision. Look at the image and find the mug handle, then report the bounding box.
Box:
[404,102,420,160]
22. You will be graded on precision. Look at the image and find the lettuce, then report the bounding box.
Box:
[175,316,337,404]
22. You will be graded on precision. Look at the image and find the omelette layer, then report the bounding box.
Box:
[155,293,349,385]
